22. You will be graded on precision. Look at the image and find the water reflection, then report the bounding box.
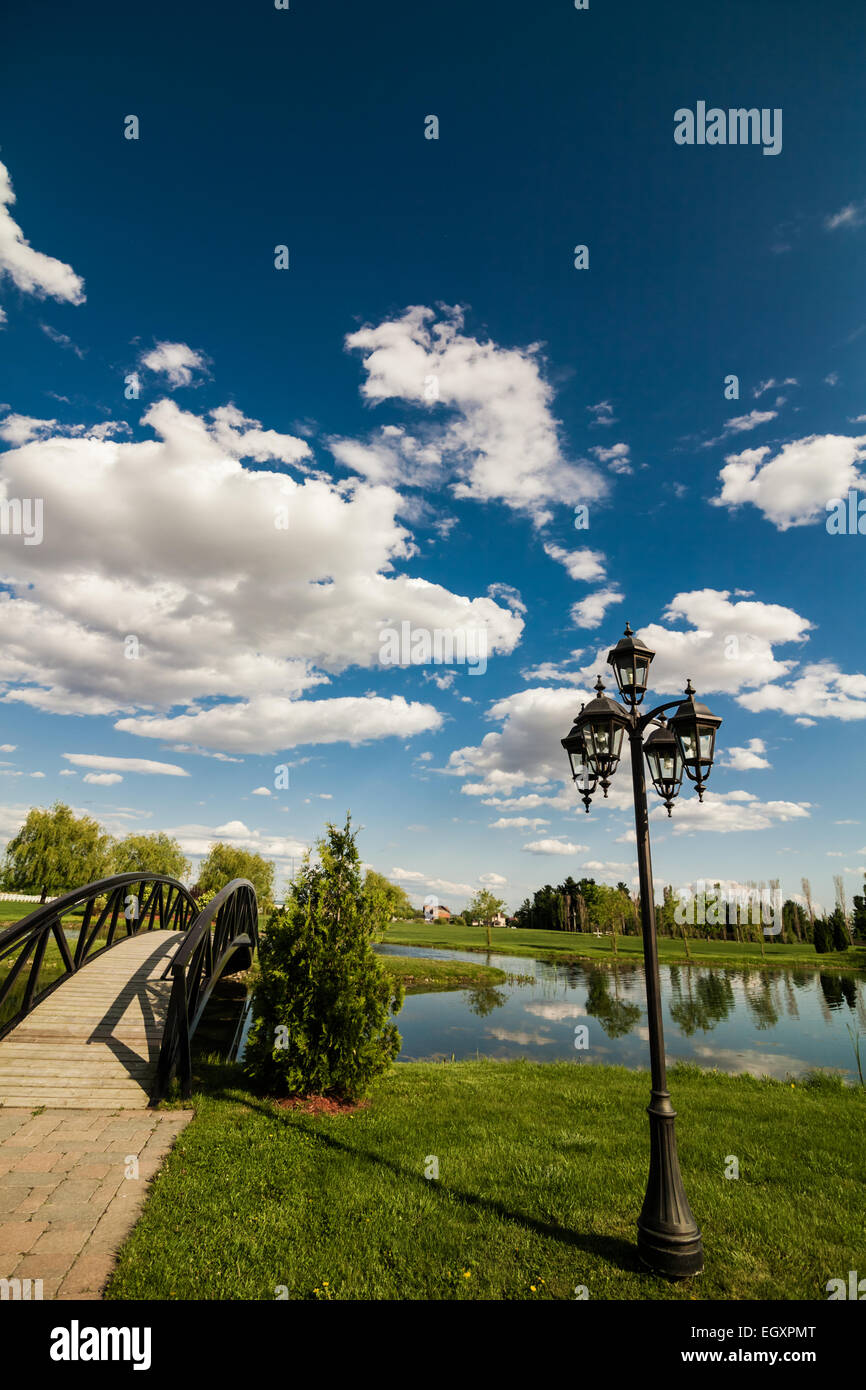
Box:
[375,944,865,1081]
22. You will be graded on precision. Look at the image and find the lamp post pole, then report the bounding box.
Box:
[629,722,703,1278]
[561,624,723,1280]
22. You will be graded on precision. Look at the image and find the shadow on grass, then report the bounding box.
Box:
[182,1061,641,1276]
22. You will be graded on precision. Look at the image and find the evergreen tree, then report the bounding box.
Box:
[243,816,403,1100]
[813,917,833,954]
[828,907,850,953]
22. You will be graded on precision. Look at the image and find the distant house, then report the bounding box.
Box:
[491,912,507,929]
[424,903,451,922]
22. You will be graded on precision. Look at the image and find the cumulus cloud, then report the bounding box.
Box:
[447,686,589,799]
[524,838,589,855]
[140,341,207,388]
[543,542,606,582]
[571,587,624,629]
[83,772,122,786]
[655,790,810,835]
[712,433,866,530]
[589,442,632,474]
[0,414,130,445]
[579,590,810,696]
[0,159,85,306]
[721,738,771,771]
[116,694,443,754]
[0,397,521,749]
[166,819,308,871]
[343,304,608,525]
[389,866,475,898]
[739,663,866,722]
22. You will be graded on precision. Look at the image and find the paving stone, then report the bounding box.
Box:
[59,1252,117,1298]
[31,1225,94,1256]
[76,1162,114,1180]
[15,1251,81,1278]
[0,1220,48,1254]
[11,1151,60,1174]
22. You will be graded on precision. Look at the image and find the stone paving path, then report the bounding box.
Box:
[0,1106,192,1298]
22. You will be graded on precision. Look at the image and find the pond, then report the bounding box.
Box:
[375,945,866,1082]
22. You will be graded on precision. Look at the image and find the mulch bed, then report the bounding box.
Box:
[275,1095,369,1115]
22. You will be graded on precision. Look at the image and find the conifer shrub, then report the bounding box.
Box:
[243,815,403,1100]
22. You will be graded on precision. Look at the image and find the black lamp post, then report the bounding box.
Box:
[560,622,723,1279]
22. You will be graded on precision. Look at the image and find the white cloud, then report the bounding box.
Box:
[712,433,866,530]
[753,378,797,399]
[167,819,308,867]
[543,542,606,582]
[447,685,588,798]
[0,159,85,306]
[590,442,632,474]
[587,401,616,426]
[140,341,207,388]
[251,786,271,796]
[0,743,16,752]
[62,754,189,776]
[739,663,866,722]
[116,694,444,754]
[0,414,130,445]
[825,202,866,231]
[721,738,771,771]
[655,790,810,835]
[40,323,85,357]
[520,660,584,684]
[580,859,636,879]
[83,772,122,786]
[344,304,608,525]
[479,872,508,886]
[722,410,778,436]
[524,838,589,855]
[490,816,550,829]
[389,866,474,898]
[578,590,810,696]
[0,396,521,748]
[571,587,624,629]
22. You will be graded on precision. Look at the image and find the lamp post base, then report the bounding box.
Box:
[636,1091,704,1279]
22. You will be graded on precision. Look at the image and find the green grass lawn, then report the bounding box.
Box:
[379,955,507,992]
[383,921,866,973]
[106,1059,865,1301]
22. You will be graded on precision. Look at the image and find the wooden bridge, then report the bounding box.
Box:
[0,874,258,1110]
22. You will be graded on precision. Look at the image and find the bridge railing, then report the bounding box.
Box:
[153,878,259,1102]
[0,874,200,1043]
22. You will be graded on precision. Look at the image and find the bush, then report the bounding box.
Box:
[813,918,833,954]
[243,815,403,1101]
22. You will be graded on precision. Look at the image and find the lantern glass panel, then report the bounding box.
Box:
[699,725,716,760]
[678,725,699,761]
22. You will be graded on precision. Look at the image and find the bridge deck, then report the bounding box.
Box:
[0,931,181,1110]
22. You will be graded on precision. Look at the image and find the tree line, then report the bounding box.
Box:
[514,873,866,952]
[0,801,421,918]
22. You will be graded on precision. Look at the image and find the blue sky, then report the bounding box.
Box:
[0,0,864,911]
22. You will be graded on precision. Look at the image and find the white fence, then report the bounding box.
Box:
[0,892,60,903]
